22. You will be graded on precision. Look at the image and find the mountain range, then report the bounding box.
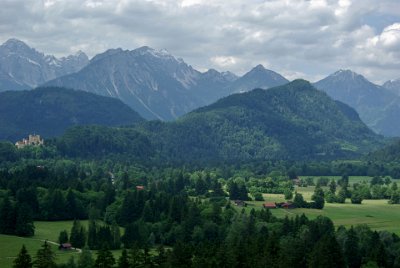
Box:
[57,80,382,162]
[0,87,143,141]
[43,47,288,121]
[314,70,400,137]
[0,39,89,91]
[2,38,400,137]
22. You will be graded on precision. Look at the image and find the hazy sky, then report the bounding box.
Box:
[1,0,399,83]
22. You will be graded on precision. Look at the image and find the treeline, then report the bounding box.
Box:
[14,212,400,268]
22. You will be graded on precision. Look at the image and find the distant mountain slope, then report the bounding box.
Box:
[366,139,400,162]
[44,46,289,121]
[227,64,289,94]
[57,80,382,163]
[44,47,205,120]
[314,70,400,137]
[0,39,89,91]
[383,79,400,97]
[0,87,143,141]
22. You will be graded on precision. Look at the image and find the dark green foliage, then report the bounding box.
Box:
[311,185,325,209]
[58,230,69,244]
[293,192,308,208]
[344,227,361,268]
[69,220,86,249]
[0,87,143,141]
[0,196,16,234]
[308,234,345,268]
[33,241,56,268]
[77,247,94,268]
[117,249,129,268]
[329,179,337,193]
[15,203,35,236]
[351,189,363,204]
[13,245,32,268]
[94,248,115,268]
[367,139,400,162]
[283,189,293,200]
[0,142,17,162]
[57,125,153,159]
[55,80,383,163]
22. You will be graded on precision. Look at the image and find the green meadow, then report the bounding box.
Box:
[0,220,123,268]
[244,176,400,235]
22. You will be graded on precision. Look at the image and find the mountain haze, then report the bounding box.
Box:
[228,64,289,93]
[383,79,400,97]
[0,87,143,141]
[0,39,89,91]
[314,70,400,137]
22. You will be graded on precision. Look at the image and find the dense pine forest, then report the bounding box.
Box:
[1,140,400,267]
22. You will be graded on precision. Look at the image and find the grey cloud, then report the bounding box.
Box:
[0,0,399,83]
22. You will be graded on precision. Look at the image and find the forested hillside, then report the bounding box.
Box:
[0,87,143,141]
[56,80,383,164]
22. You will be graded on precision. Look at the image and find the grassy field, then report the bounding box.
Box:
[0,220,123,268]
[244,179,400,235]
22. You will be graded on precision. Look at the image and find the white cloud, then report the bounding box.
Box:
[210,56,238,67]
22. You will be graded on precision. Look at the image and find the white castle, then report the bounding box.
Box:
[15,134,44,149]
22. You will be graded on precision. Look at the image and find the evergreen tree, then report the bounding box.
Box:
[344,227,361,268]
[293,192,307,208]
[329,179,337,194]
[311,185,325,209]
[58,230,69,244]
[0,196,16,234]
[111,222,121,249]
[70,220,86,249]
[128,244,145,267]
[15,203,35,236]
[33,241,56,268]
[94,247,115,268]
[77,246,94,268]
[228,182,240,200]
[13,245,32,268]
[117,249,129,268]
[309,235,345,268]
[336,188,347,203]
[65,189,79,219]
[16,187,39,216]
[351,189,363,204]
[121,222,140,249]
[87,219,98,249]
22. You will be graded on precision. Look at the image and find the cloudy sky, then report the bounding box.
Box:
[1,0,399,83]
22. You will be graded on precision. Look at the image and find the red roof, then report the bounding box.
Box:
[136,185,145,190]
[263,202,276,208]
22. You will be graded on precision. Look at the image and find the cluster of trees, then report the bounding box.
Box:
[0,195,34,237]
[292,185,325,209]
[58,219,122,250]
[321,175,400,205]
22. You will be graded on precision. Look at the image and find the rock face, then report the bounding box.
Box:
[314,70,400,137]
[383,79,400,97]
[45,46,289,120]
[0,38,89,91]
